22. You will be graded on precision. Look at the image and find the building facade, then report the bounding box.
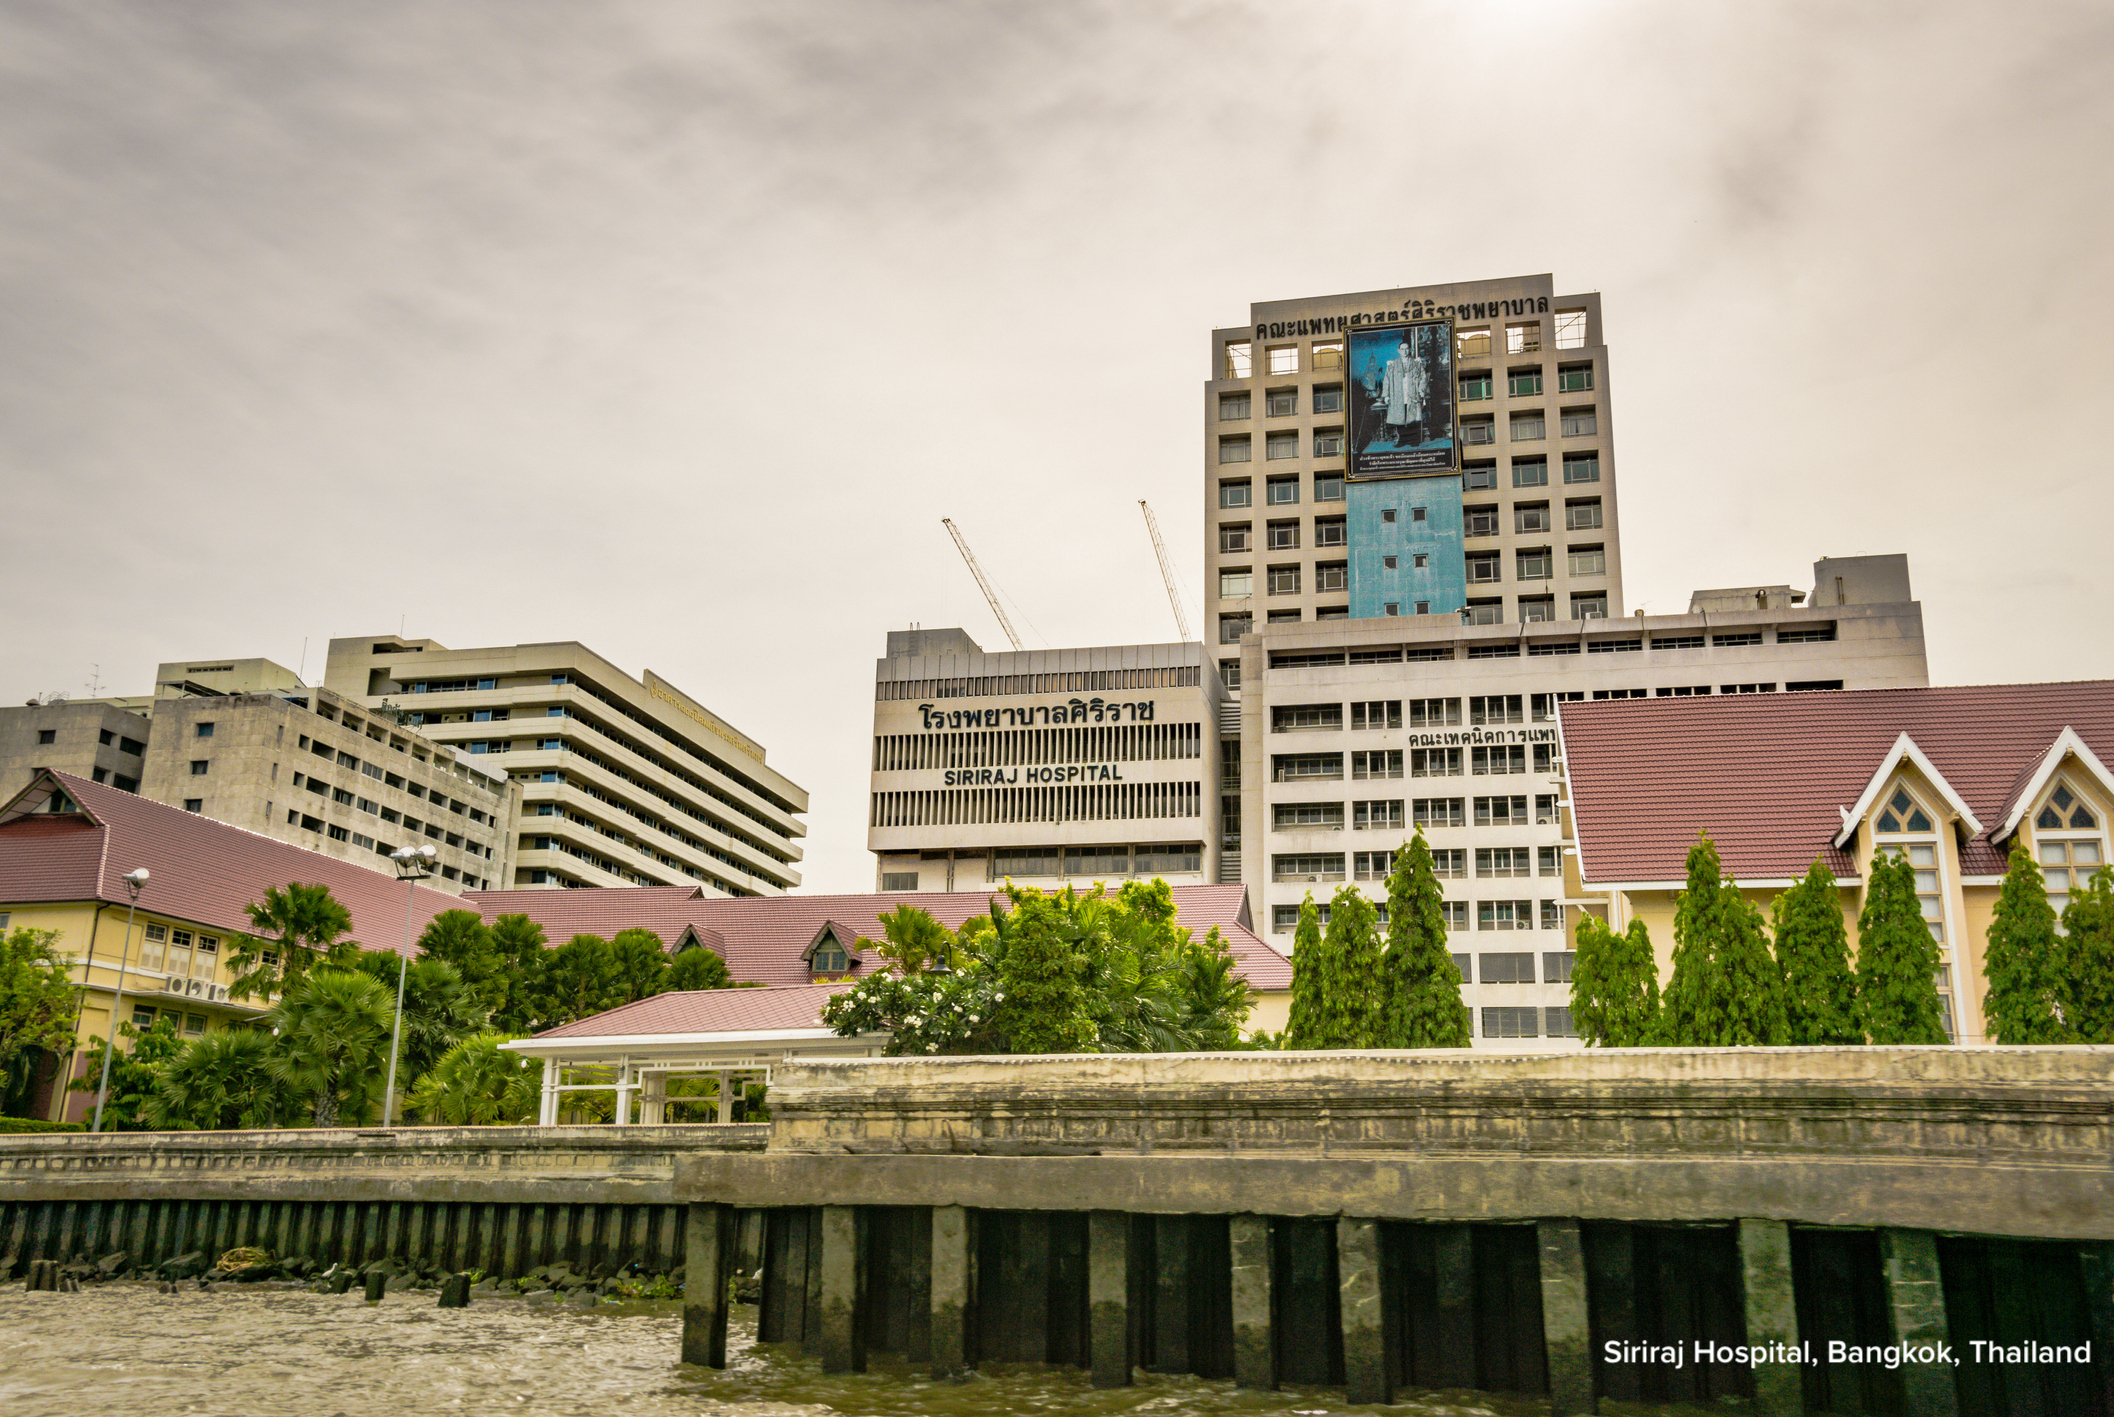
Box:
[324,636,807,897]
[0,701,153,800]
[1237,556,1929,1049]
[867,629,1225,894]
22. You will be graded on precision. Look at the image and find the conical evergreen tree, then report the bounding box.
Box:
[1715,888,1790,1046]
[2060,866,2114,1044]
[1281,893,1330,1048]
[1854,849,1949,1045]
[1376,833,1471,1048]
[1570,915,1661,1046]
[1661,833,1730,1046]
[1324,882,1385,1047]
[1983,839,2069,1043]
[1772,861,1863,1045]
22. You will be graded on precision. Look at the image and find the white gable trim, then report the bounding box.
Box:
[1833,733,1984,848]
[1995,728,2114,842]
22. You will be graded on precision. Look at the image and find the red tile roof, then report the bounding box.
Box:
[1560,681,2114,885]
[0,771,464,956]
[532,982,850,1038]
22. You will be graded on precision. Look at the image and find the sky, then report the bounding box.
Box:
[4,0,2111,894]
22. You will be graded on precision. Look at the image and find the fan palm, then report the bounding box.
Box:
[266,969,394,1126]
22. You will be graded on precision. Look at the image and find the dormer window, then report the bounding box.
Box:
[1875,788,1933,834]
[2034,780,2106,917]
[1873,783,1948,950]
[813,942,850,975]
[2035,783,2099,832]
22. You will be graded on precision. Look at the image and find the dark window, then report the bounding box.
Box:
[189,760,209,776]
[183,798,203,813]
[37,729,55,745]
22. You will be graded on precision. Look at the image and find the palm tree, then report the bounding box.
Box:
[266,969,394,1126]
[227,883,357,1001]
[141,1029,294,1130]
[351,952,490,1088]
[408,1032,538,1125]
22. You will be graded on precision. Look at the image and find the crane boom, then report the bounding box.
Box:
[1138,500,1193,641]
[941,518,1024,651]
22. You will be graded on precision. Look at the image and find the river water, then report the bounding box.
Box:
[0,1284,1553,1417]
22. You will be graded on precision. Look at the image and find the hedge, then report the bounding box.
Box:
[0,1116,85,1134]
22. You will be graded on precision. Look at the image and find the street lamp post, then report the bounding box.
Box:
[381,845,436,1128]
[91,868,151,1133]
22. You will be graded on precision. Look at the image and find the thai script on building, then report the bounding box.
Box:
[917,699,1156,731]
[1403,727,1559,747]
[1254,295,1549,341]
[942,764,1127,786]
[644,670,765,762]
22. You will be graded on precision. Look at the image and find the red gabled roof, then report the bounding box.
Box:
[0,771,463,956]
[532,981,850,1038]
[1560,681,2114,885]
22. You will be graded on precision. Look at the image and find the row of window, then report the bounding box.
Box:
[1216,407,1595,464]
[871,781,1205,828]
[1221,313,1588,380]
[1274,694,1568,729]
[1265,793,1559,824]
[1216,456,1599,512]
[1267,888,1566,932]
[1224,365,1597,424]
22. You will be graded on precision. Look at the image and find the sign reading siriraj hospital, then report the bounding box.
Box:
[1348,320,1455,480]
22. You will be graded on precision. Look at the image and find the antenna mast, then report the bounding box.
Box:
[941,518,1024,651]
[1138,500,1193,641]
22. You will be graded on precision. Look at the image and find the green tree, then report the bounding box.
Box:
[265,969,395,1126]
[1570,916,1661,1046]
[141,1027,296,1130]
[664,945,734,992]
[415,910,500,992]
[608,928,671,1002]
[68,1018,185,1130]
[226,883,357,1001]
[522,935,617,1031]
[1324,882,1384,1047]
[408,1032,539,1125]
[873,903,958,974]
[1854,850,1950,1045]
[1280,893,1330,1049]
[351,951,489,1088]
[0,928,79,1099]
[2060,866,2114,1043]
[989,888,1096,1054]
[1982,838,2068,1043]
[1376,833,1471,1048]
[1772,861,1865,1045]
[1175,928,1255,1052]
[1715,888,1789,1046]
[1662,833,1788,1045]
[486,914,548,1031]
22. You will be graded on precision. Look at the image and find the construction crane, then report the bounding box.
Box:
[941,518,1023,651]
[1138,500,1193,641]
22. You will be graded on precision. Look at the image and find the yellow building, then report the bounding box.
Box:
[1559,682,2114,1044]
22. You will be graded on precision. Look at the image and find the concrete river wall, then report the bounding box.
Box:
[5,1048,2114,1416]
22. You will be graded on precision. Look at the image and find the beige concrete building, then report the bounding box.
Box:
[0,700,152,800]
[325,636,806,897]
[1237,554,1929,1048]
[868,629,1225,892]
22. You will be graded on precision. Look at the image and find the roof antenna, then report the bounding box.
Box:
[297,637,308,684]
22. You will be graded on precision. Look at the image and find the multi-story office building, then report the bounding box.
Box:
[1239,555,1929,1048]
[0,701,153,800]
[868,628,1224,892]
[325,636,807,897]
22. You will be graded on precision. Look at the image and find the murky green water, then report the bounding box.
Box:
[0,1284,1551,1417]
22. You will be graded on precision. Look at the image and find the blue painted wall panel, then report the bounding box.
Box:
[1348,476,1465,619]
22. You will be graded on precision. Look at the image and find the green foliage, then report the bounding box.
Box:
[874,904,958,975]
[0,927,80,1082]
[1982,839,2068,1044]
[416,911,500,995]
[1283,886,1384,1050]
[0,1116,84,1133]
[1281,894,1329,1048]
[664,946,733,993]
[69,1019,185,1130]
[408,1032,539,1125]
[1772,861,1864,1045]
[264,968,395,1126]
[1570,916,1662,1047]
[1661,833,1788,1046]
[1376,833,1471,1048]
[822,883,1251,1056]
[351,950,490,1087]
[607,929,671,1001]
[226,883,357,1001]
[142,1027,298,1130]
[1854,849,1950,1045]
[524,935,617,1031]
[485,915,548,1031]
[2060,867,2114,1043]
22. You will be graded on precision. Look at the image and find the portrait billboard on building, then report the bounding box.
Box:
[1348,320,1455,479]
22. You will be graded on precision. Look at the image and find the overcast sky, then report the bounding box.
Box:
[4,1,2110,893]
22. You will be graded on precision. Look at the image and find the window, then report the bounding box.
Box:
[1314,473,1345,502]
[2041,835,2104,915]
[195,722,216,739]
[189,759,209,776]
[1515,502,1551,534]
[1384,603,1400,616]
[1477,846,1532,876]
[1314,385,1343,414]
[1560,407,1599,438]
[1557,364,1594,393]
[1219,658,1241,689]
[1444,906,1470,934]
[1463,461,1497,490]
[113,774,138,792]
[1539,846,1564,878]
[1572,593,1610,619]
[1275,802,1345,831]
[1510,411,1546,442]
[1545,1007,1578,1038]
[1478,901,1531,931]
[1461,372,1492,401]
[1506,323,1541,355]
[1223,341,1252,378]
[1313,429,1344,458]
[1273,703,1341,732]
[1220,479,1252,508]
[1411,747,1461,778]
[1513,459,1549,489]
[1220,613,1253,644]
[1413,554,1429,568]
[99,729,114,746]
[1508,368,1543,397]
[1475,795,1529,827]
[1219,523,1252,554]
[1273,853,1345,882]
[1466,553,1501,584]
[1480,951,1535,981]
[1458,328,1491,359]
[1465,505,1499,537]
[1554,310,1587,349]
[1407,698,1461,727]
[1592,688,1647,700]
[1473,745,1527,776]
[1316,562,1348,593]
[1353,800,1403,830]
[1426,849,1466,879]
[995,848,1061,877]
[1355,750,1406,779]
[1217,392,1251,422]
[327,824,351,842]
[1219,569,1253,599]
[1268,566,1301,595]
[1563,454,1600,484]
[1381,508,1397,523]
[2035,782,2102,833]
[1266,431,1299,460]
[1413,797,1465,828]
[1315,517,1347,547]
[1568,546,1606,577]
[1518,598,1555,623]
[1537,794,1559,825]
[1273,753,1343,781]
[1267,520,1300,550]
[1462,417,1496,445]
[1219,436,1252,464]
[1261,345,1298,376]
[1266,475,1300,505]
[183,798,203,813]
[1874,787,1934,836]
[1778,624,1839,644]
[1383,555,1397,570]
[36,728,57,745]
[1262,388,1297,418]
[1471,695,1524,726]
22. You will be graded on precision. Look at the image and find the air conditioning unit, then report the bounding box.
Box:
[205,984,230,1003]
